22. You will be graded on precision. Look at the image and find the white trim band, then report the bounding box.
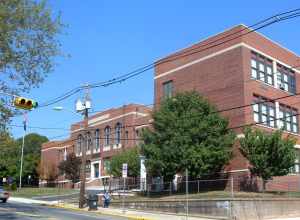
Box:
[155,42,300,80]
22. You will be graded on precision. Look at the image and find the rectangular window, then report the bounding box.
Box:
[125,130,129,145]
[290,151,300,174]
[95,129,100,152]
[252,95,276,128]
[103,160,111,175]
[277,64,296,94]
[251,52,274,85]
[279,104,298,133]
[163,80,173,99]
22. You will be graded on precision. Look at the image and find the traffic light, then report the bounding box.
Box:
[13,97,38,110]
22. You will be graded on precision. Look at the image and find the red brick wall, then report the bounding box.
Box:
[41,104,151,184]
[154,24,300,173]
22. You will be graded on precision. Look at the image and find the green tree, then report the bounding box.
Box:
[0,0,64,129]
[0,131,18,179]
[142,91,235,181]
[16,133,48,185]
[110,148,140,177]
[58,152,81,188]
[0,132,48,185]
[239,128,296,190]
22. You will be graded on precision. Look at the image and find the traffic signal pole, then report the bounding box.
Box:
[19,113,27,190]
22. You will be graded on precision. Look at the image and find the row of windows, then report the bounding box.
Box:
[253,95,299,133]
[251,52,296,94]
[75,124,140,154]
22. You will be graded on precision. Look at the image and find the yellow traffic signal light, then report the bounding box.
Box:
[13,97,38,110]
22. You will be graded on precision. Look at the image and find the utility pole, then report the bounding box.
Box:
[77,85,91,208]
[19,113,27,190]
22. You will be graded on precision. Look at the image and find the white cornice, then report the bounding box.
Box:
[41,145,71,152]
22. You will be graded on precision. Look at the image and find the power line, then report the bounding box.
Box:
[47,109,300,144]
[37,9,300,108]
[7,123,69,131]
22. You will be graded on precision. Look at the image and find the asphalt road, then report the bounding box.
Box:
[0,201,127,220]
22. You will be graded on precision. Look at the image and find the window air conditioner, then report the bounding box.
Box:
[279,83,285,90]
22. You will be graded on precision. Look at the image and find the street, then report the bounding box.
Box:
[0,201,127,220]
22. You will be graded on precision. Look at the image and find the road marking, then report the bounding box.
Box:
[15,211,43,217]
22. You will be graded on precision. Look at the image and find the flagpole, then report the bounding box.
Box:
[19,112,27,190]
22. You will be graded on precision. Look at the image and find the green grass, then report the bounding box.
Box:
[111,190,300,202]
[10,187,78,198]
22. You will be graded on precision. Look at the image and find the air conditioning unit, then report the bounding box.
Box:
[279,83,285,90]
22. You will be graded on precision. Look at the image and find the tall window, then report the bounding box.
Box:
[252,95,276,127]
[163,80,173,98]
[277,64,296,94]
[251,52,274,85]
[95,129,100,152]
[85,161,91,173]
[103,160,111,175]
[77,135,83,155]
[104,126,111,146]
[125,130,129,145]
[290,151,300,174]
[278,104,298,133]
[115,122,122,144]
[87,132,92,151]
[63,148,67,161]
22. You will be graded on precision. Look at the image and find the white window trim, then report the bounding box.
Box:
[252,99,299,135]
[90,160,101,179]
[113,143,122,149]
[103,145,111,152]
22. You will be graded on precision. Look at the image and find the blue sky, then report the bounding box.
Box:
[11,0,300,139]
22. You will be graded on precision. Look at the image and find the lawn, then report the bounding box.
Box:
[10,187,78,198]
[110,190,300,202]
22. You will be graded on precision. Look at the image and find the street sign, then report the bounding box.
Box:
[7,176,13,184]
[122,163,128,178]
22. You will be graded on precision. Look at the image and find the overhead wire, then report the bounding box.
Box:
[37,9,300,108]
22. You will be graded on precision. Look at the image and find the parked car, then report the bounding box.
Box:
[0,186,9,203]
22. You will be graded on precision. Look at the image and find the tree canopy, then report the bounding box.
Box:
[58,152,81,187]
[110,148,140,177]
[0,0,64,129]
[141,91,235,181]
[0,132,48,185]
[239,128,296,184]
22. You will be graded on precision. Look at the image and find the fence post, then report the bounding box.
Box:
[231,177,234,199]
[169,182,172,196]
[197,180,200,194]
[185,168,189,220]
[287,182,290,198]
[122,177,126,213]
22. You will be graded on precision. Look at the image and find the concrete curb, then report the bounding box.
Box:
[51,203,154,220]
[9,197,59,205]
